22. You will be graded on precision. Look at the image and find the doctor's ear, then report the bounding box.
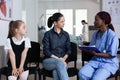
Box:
[102,20,106,24]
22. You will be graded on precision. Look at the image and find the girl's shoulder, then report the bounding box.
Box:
[6,38,12,44]
[23,36,31,48]
[24,36,30,40]
[23,36,30,42]
[6,38,10,42]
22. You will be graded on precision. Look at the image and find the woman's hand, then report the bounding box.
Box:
[59,57,67,67]
[59,57,65,62]
[12,68,19,77]
[51,54,59,59]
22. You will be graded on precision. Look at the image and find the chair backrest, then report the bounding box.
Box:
[27,41,40,64]
[81,42,93,66]
[66,42,77,67]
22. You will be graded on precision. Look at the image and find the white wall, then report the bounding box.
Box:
[18,0,101,44]
[102,0,120,38]
[21,0,100,43]
[22,0,38,42]
[38,0,100,25]
[0,0,22,45]
[0,0,39,45]
[0,0,100,45]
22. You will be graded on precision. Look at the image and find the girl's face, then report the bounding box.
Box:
[16,22,27,36]
[94,15,104,28]
[54,16,65,28]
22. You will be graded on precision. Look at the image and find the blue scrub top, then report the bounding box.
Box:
[89,28,119,74]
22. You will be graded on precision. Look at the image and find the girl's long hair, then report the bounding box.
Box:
[7,20,24,38]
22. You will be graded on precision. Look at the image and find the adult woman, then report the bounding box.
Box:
[42,12,71,80]
[78,11,119,80]
[81,20,89,42]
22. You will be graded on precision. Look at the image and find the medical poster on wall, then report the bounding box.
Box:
[0,0,13,21]
[102,0,120,24]
[102,0,120,38]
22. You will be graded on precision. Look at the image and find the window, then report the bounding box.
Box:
[60,9,73,34]
[46,9,73,34]
[45,9,87,35]
[46,9,59,30]
[75,9,87,36]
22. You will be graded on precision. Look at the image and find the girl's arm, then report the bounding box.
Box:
[19,48,28,74]
[8,49,18,76]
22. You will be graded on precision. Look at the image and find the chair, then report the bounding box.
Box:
[81,42,120,80]
[0,41,40,80]
[27,41,41,80]
[66,42,79,80]
[108,69,120,80]
[81,42,92,66]
[39,42,79,80]
[108,39,120,80]
[0,66,8,80]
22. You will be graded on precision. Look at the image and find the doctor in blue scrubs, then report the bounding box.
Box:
[78,11,119,80]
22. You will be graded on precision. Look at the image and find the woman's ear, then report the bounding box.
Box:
[54,21,57,26]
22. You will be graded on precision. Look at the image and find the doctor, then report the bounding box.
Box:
[78,11,119,80]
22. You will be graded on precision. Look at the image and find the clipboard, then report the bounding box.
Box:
[79,45,101,53]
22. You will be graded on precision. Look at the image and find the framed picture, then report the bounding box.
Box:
[0,0,13,21]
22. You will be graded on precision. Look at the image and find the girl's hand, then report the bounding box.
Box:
[18,67,24,74]
[12,68,19,77]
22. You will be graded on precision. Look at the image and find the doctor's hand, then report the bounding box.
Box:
[88,50,97,55]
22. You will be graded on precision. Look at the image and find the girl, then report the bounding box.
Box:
[42,12,71,80]
[5,20,31,80]
[79,11,119,80]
